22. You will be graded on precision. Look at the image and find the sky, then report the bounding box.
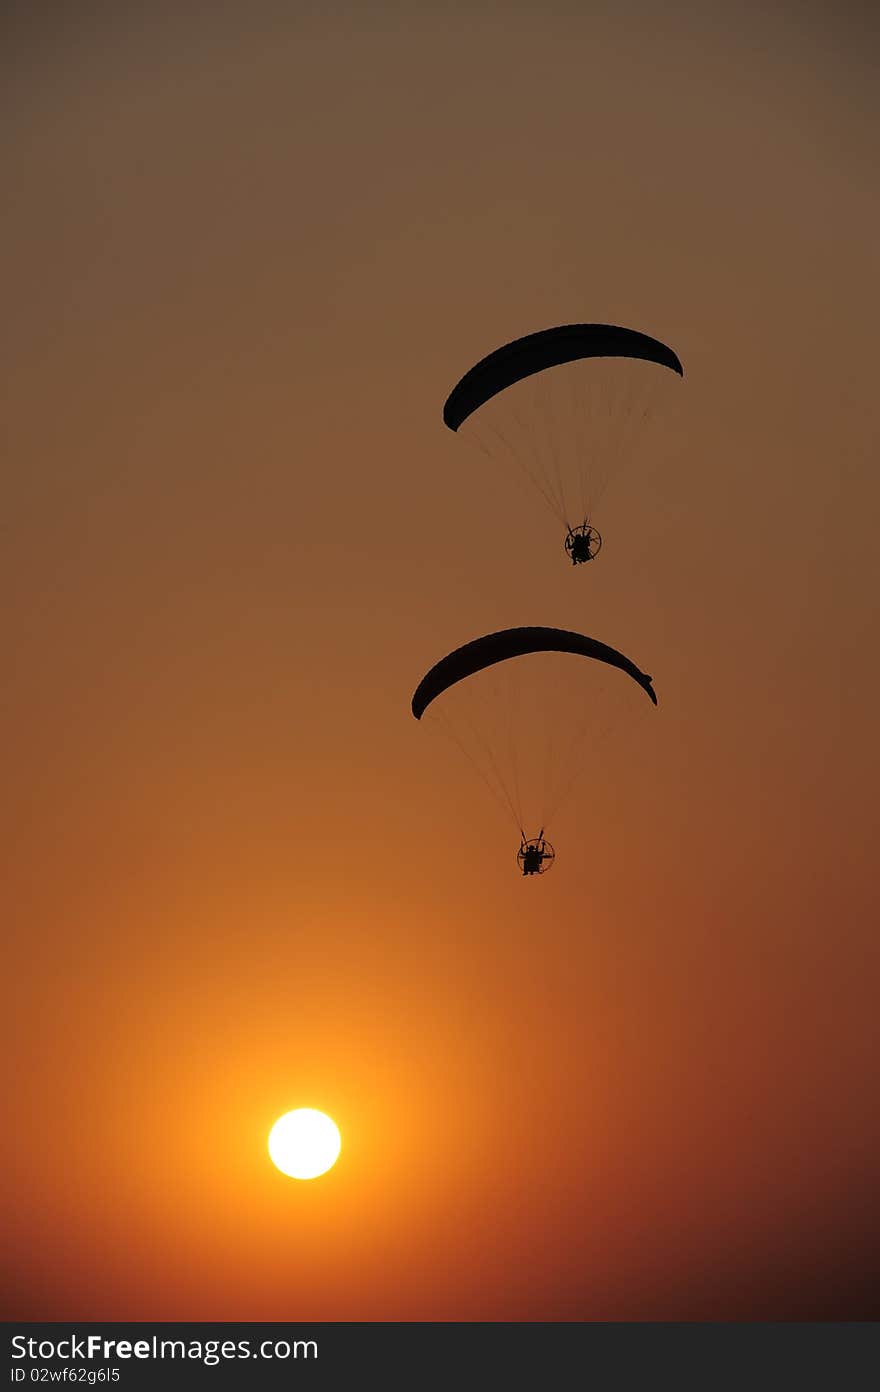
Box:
[2,1,879,1320]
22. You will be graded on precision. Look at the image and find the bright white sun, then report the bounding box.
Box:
[268,1108,341,1180]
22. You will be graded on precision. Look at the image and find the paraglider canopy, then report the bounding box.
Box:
[411,626,657,721]
[443,323,683,432]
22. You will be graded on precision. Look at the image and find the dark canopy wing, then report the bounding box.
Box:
[411,626,657,719]
[442,323,683,431]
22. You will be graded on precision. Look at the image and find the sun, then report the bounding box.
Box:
[268,1108,341,1180]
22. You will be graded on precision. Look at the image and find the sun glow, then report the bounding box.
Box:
[268,1108,341,1180]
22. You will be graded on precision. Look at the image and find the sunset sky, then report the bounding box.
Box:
[3,2,879,1320]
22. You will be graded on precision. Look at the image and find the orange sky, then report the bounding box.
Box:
[3,2,879,1319]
